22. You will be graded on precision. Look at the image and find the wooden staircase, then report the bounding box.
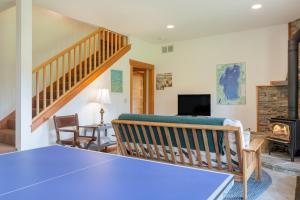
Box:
[0,112,16,153]
[0,27,131,150]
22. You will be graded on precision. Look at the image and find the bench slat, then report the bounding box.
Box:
[121,124,133,155]
[134,125,147,158]
[149,126,161,160]
[112,124,127,156]
[182,128,193,165]
[192,129,203,167]
[164,127,176,163]
[157,127,169,162]
[141,125,154,159]
[235,130,243,172]
[202,129,212,169]
[174,128,185,164]
[224,131,233,172]
[127,124,140,157]
[213,130,222,170]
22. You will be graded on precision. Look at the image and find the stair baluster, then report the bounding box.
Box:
[30,28,130,130]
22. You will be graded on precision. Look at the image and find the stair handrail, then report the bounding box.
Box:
[31,27,129,119]
[32,28,103,73]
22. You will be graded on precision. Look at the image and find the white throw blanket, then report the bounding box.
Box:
[223,118,250,148]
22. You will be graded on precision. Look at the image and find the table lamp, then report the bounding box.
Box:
[96,88,111,125]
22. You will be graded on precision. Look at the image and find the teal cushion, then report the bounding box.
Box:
[117,114,226,154]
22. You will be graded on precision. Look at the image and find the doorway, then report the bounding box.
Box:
[130,59,154,114]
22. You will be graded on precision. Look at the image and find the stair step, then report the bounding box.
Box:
[0,129,15,146]
[7,119,15,130]
[0,143,16,154]
[32,108,37,118]
[47,91,64,99]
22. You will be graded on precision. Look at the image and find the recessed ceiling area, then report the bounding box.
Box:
[2,0,300,43]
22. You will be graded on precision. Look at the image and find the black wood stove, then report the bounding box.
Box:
[267,29,300,162]
[268,118,300,161]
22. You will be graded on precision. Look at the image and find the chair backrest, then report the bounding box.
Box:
[53,114,79,142]
[112,119,243,176]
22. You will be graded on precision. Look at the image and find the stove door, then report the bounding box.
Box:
[270,123,291,141]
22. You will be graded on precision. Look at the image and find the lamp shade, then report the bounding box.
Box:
[96,89,111,105]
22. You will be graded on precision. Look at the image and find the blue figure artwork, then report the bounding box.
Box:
[217,63,246,105]
[219,64,240,100]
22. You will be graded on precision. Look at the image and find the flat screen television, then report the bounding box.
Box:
[178,94,211,116]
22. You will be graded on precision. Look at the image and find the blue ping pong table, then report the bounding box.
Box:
[0,145,233,200]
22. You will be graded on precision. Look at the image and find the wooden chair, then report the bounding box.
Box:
[53,114,96,149]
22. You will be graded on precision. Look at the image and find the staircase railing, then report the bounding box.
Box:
[32,28,128,120]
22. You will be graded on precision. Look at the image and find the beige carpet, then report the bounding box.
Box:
[258,168,297,200]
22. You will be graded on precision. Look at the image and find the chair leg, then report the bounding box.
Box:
[255,148,262,181]
[76,142,83,149]
[243,177,247,200]
[242,151,248,200]
[86,141,93,149]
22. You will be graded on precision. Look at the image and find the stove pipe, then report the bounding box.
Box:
[288,29,300,119]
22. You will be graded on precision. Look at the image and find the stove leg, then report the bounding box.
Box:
[268,142,273,155]
[291,142,295,162]
[291,151,295,162]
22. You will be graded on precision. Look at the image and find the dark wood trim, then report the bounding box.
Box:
[130,66,134,113]
[142,71,147,114]
[129,59,155,114]
[288,22,292,40]
[148,68,154,114]
[296,176,300,199]
[129,59,154,70]
[31,45,131,131]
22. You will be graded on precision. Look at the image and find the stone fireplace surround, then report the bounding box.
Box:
[256,85,300,132]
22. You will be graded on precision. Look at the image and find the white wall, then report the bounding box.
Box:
[32,6,96,67]
[30,37,157,149]
[155,24,288,130]
[0,7,16,119]
[0,5,97,120]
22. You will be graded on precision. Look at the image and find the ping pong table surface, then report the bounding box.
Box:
[0,145,233,200]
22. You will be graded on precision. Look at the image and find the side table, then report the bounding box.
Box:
[83,123,116,151]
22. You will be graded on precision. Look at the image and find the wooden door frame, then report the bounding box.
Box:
[132,70,147,114]
[130,59,154,114]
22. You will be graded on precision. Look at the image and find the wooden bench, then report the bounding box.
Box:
[112,119,264,200]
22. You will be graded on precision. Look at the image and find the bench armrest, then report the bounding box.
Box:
[243,138,264,153]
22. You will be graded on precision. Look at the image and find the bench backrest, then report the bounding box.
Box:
[112,119,244,176]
